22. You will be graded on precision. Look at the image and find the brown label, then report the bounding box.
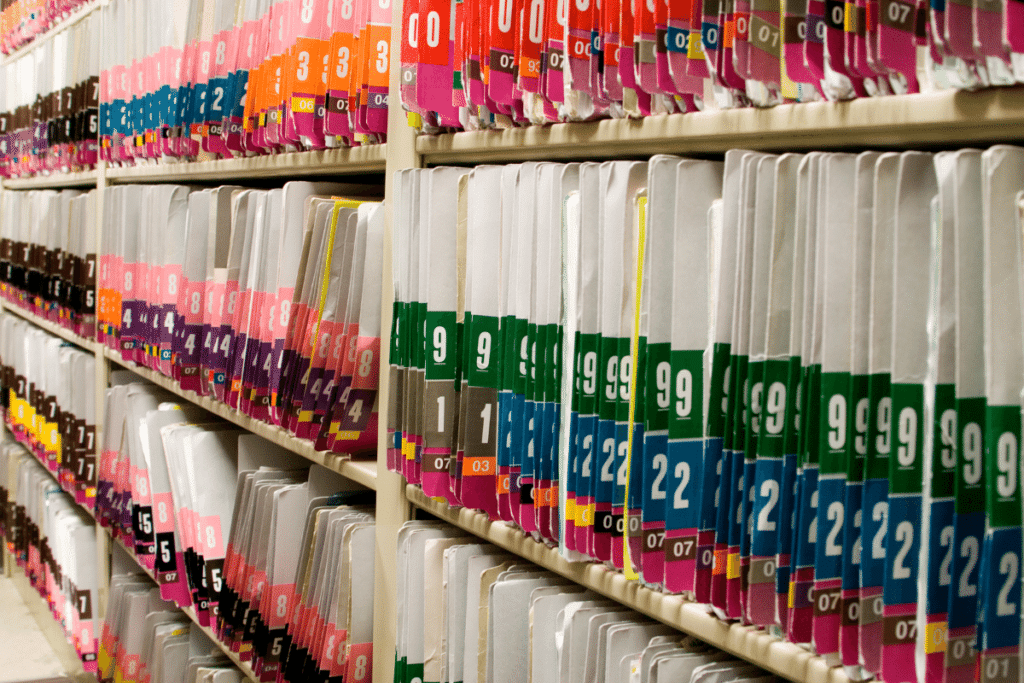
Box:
[642,528,665,554]
[424,380,458,448]
[945,633,976,668]
[748,557,777,585]
[860,593,884,625]
[840,595,860,626]
[463,386,499,459]
[666,535,698,561]
[981,654,1020,683]
[750,15,781,56]
[882,614,918,646]
[879,0,916,32]
[813,588,842,617]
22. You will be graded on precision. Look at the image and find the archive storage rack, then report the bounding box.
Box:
[7,3,1024,683]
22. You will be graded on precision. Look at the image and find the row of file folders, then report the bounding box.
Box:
[395,521,779,683]
[389,146,1024,683]
[400,0,1024,131]
[0,182,385,457]
[0,435,262,683]
[0,315,380,683]
[0,0,394,179]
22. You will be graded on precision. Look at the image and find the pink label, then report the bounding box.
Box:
[811,577,841,655]
[640,521,665,586]
[183,279,206,326]
[200,514,225,557]
[266,582,295,631]
[328,627,349,677]
[345,640,372,683]
[881,602,917,682]
[859,585,883,674]
[163,264,182,307]
[133,467,151,506]
[352,336,381,388]
[152,493,175,534]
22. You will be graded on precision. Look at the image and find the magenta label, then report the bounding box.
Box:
[812,577,842,654]
[881,602,917,682]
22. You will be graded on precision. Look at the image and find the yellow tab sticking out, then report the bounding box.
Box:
[623,194,647,581]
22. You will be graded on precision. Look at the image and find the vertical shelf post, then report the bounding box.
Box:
[371,9,419,679]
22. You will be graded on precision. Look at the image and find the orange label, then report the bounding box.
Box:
[548,484,559,507]
[292,37,330,96]
[712,548,727,575]
[498,474,511,494]
[364,24,391,88]
[521,56,541,79]
[723,18,736,48]
[464,456,495,476]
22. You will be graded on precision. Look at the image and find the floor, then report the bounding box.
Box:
[0,565,88,683]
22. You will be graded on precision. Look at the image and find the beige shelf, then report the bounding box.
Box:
[102,349,378,490]
[105,144,388,183]
[416,87,1024,164]
[108,532,259,683]
[3,169,100,190]
[0,300,102,353]
[1,0,103,67]
[407,485,849,683]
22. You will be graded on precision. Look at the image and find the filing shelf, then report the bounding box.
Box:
[407,486,848,683]
[3,169,100,190]
[104,144,388,184]
[417,87,1024,163]
[0,300,102,353]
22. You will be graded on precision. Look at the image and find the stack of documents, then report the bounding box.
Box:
[0,11,100,177]
[95,380,377,683]
[100,551,250,683]
[0,437,99,673]
[0,312,97,507]
[0,189,99,337]
[95,182,383,456]
[97,0,391,164]
[0,0,93,56]
[395,520,776,683]
[391,148,1024,681]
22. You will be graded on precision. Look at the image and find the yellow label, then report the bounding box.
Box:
[403,439,415,460]
[726,552,741,579]
[687,31,705,59]
[337,430,360,440]
[407,111,423,128]
[788,581,796,608]
[565,498,576,523]
[297,410,314,423]
[844,2,854,31]
[291,96,316,113]
[924,622,948,654]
